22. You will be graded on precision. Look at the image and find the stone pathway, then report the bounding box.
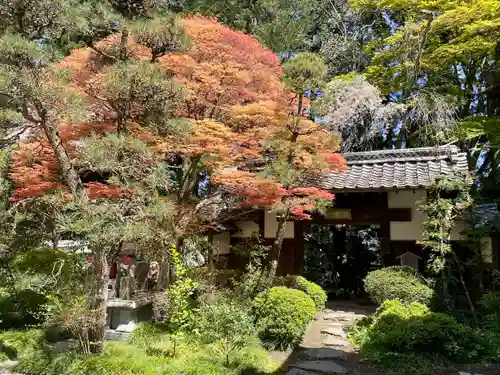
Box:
[0,362,20,375]
[283,301,375,375]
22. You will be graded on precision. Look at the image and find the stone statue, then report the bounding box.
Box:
[117,256,136,300]
[147,261,160,291]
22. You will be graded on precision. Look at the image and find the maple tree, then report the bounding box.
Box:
[216,52,346,281]
[6,12,302,328]
[68,15,289,248]
[6,10,344,344]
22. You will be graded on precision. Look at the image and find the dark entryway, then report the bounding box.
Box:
[303,224,382,299]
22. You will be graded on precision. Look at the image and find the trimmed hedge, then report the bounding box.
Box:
[275,275,327,310]
[253,286,316,350]
[351,300,495,366]
[364,266,435,306]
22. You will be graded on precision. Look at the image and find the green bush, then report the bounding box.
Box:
[129,323,165,347]
[197,297,256,364]
[478,292,500,333]
[0,329,43,360]
[0,248,88,331]
[253,286,316,350]
[152,246,198,332]
[233,264,270,301]
[275,275,327,310]
[350,300,496,373]
[364,266,435,306]
[0,289,47,330]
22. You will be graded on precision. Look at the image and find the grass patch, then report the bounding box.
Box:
[14,329,279,375]
[0,329,43,360]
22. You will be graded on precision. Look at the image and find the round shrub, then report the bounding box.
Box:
[253,286,316,350]
[275,275,327,310]
[364,266,435,306]
[355,300,492,363]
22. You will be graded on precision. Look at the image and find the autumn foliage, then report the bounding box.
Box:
[9,15,345,225]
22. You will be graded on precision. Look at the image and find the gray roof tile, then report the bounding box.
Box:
[316,145,468,191]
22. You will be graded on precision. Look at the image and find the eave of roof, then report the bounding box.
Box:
[315,145,469,191]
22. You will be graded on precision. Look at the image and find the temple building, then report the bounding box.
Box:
[212,145,499,275]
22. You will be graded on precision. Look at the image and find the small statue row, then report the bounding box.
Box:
[109,256,161,300]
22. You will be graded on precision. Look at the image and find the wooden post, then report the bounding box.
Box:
[294,221,305,275]
[380,192,392,265]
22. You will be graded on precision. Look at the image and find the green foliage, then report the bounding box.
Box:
[0,289,47,330]
[153,245,198,354]
[275,275,327,310]
[100,60,183,134]
[0,329,43,360]
[282,52,327,95]
[131,15,191,61]
[232,241,271,300]
[364,266,435,306]
[128,323,164,347]
[0,0,100,48]
[197,297,256,364]
[253,286,316,350]
[14,335,278,375]
[478,293,500,333]
[350,300,498,374]
[419,176,474,274]
[11,248,88,295]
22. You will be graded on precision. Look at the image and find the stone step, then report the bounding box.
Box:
[323,337,350,347]
[285,368,319,375]
[301,348,347,360]
[323,312,364,322]
[320,326,347,338]
[290,360,347,374]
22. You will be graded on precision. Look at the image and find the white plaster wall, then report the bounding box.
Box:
[450,220,468,241]
[264,211,295,239]
[388,190,427,241]
[232,221,260,238]
[212,232,231,255]
[388,190,472,241]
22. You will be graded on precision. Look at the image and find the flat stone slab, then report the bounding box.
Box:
[323,337,350,347]
[301,347,347,360]
[285,368,319,375]
[320,326,347,338]
[323,312,363,321]
[291,360,347,374]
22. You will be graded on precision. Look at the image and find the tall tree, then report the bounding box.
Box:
[217,53,346,281]
[350,0,500,139]
[0,0,183,354]
[9,15,301,315]
[176,0,328,54]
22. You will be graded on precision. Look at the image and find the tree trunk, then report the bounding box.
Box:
[207,230,215,272]
[119,28,129,60]
[87,248,110,354]
[267,217,287,283]
[40,120,85,200]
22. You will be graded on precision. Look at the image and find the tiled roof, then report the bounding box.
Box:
[316,145,469,191]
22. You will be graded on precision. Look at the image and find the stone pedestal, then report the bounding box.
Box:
[105,293,154,338]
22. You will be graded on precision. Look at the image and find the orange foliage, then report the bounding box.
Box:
[10,14,345,217]
[213,171,338,220]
